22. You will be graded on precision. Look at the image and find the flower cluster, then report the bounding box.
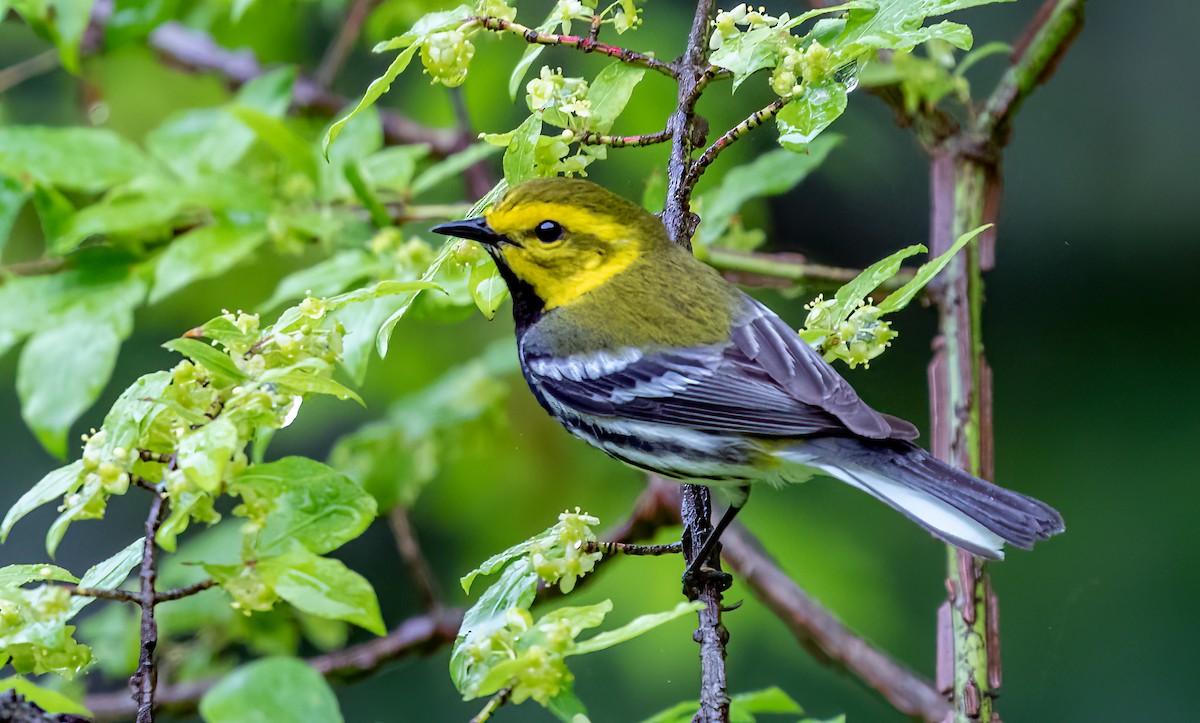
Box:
[476,0,516,22]
[803,295,898,369]
[531,509,602,594]
[709,3,789,51]
[770,39,833,96]
[421,29,476,87]
[526,67,592,123]
[0,584,91,677]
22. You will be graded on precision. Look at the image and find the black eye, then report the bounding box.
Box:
[534,220,563,243]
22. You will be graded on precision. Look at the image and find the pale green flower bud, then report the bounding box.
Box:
[421,30,475,87]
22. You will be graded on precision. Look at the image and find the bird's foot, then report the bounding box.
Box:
[682,565,733,599]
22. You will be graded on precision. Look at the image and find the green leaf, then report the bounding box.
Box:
[777,80,849,154]
[878,223,990,313]
[642,687,804,723]
[95,371,173,456]
[360,144,432,193]
[199,656,344,723]
[227,106,319,182]
[410,144,501,197]
[698,137,841,244]
[509,44,547,100]
[258,548,386,635]
[838,0,1009,57]
[585,63,647,135]
[49,184,184,255]
[67,538,145,617]
[832,244,927,322]
[0,676,91,717]
[31,184,75,249]
[0,174,29,253]
[230,457,377,557]
[570,601,702,656]
[162,338,248,387]
[373,6,473,51]
[324,43,420,158]
[177,416,241,494]
[17,321,122,457]
[449,559,540,691]
[1,462,84,543]
[259,370,364,406]
[503,114,543,187]
[150,222,269,303]
[0,564,78,587]
[0,127,153,193]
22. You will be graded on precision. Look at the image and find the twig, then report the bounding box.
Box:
[146,23,461,155]
[85,607,465,720]
[66,586,140,603]
[473,16,676,78]
[155,579,215,603]
[469,685,513,723]
[718,521,951,721]
[976,0,1086,142]
[704,248,915,291]
[315,0,383,88]
[578,129,671,147]
[585,540,682,556]
[389,506,442,610]
[0,49,60,94]
[130,494,169,723]
[690,96,790,182]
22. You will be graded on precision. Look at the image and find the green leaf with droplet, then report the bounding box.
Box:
[258,548,385,635]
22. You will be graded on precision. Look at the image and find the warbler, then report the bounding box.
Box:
[432,178,1063,571]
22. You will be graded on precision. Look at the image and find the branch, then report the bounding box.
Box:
[130,494,169,723]
[469,685,513,723]
[474,17,677,78]
[0,49,60,94]
[66,586,139,603]
[976,0,1086,141]
[690,96,790,182]
[315,0,383,88]
[718,522,951,722]
[578,129,671,147]
[146,23,461,155]
[155,579,215,603]
[585,540,682,556]
[85,608,464,721]
[704,248,915,291]
[389,506,442,610]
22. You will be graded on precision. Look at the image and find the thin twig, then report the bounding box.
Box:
[577,129,671,147]
[389,506,442,610]
[146,23,461,155]
[155,579,215,603]
[130,494,168,723]
[85,608,465,720]
[315,0,383,88]
[690,96,791,182]
[474,16,677,78]
[469,685,513,723]
[0,49,60,94]
[66,586,140,603]
[585,540,682,556]
[704,248,915,291]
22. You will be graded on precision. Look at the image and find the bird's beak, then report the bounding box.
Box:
[430,217,503,246]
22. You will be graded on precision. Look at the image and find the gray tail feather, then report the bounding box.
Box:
[795,437,1065,560]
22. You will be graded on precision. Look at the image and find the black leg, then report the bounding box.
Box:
[682,485,751,593]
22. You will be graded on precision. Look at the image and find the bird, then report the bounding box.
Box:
[431,177,1063,581]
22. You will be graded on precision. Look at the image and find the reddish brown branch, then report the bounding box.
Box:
[315,0,383,88]
[389,506,442,610]
[474,16,676,78]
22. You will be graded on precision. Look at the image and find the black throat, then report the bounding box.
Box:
[487,250,544,333]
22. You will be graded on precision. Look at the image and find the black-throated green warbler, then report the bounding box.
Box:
[432,178,1063,569]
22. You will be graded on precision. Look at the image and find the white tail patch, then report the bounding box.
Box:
[777,449,1006,559]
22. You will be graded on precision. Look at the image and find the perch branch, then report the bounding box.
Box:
[474,16,676,78]
[578,129,672,147]
[690,96,791,182]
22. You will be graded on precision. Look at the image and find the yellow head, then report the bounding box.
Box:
[432,178,672,310]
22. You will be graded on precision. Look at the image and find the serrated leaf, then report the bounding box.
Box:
[17,321,122,457]
[199,656,344,723]
[150,222,269,303]
[878,223,989,313]
[258,548,385,635]
[503,114,542,186]
[1,462,85,543]
[410,144,501,197]
[698,137,841,244]
[162,338,248,386]
[569,601,702,656]
[0,127,153,193]
[324,43,420,158]
[0,676,91,716]
[585,63,646,135]
[230,457,377,557]
[0,564,78,588]
[68,538,145,617]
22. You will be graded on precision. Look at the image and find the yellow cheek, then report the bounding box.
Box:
[504,246,637,309]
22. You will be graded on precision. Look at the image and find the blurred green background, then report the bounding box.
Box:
[2,0,1196,721]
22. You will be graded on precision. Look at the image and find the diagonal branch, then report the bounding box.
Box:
[473,16,677,78]
[315,0,384,88]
